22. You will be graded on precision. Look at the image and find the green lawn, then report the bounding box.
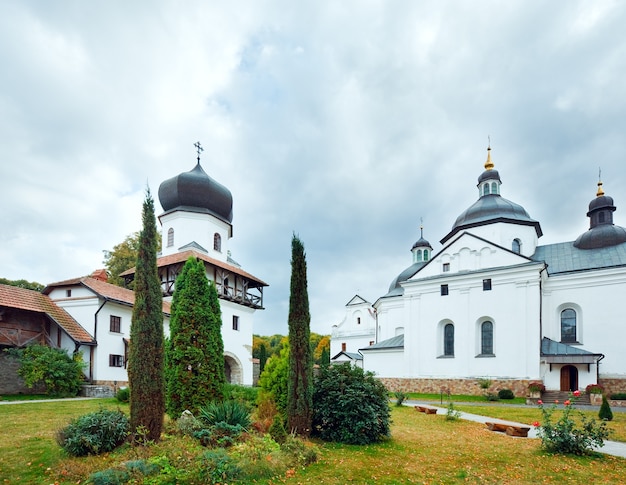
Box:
[1,398,625,484]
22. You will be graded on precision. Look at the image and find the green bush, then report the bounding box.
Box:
[394,391,408,406]
[115,387,129,403]
[198,400,251,430]
[312,363,391,445]
[610,393,626,400]
[535,391,609,455]
[223,383,259,407]
[484,392,499,401]
[199,449,241,482]
[88,468,129,485]
[194,422,244,447]
[445,402,461,421]
[269,413,287,444]
[498,389,515,400]
[599,395,614,421]
[4,344,85,397]
[57,408,129,456]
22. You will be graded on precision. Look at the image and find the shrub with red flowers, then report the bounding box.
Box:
[528,381,545,393]
[534,391,610,455]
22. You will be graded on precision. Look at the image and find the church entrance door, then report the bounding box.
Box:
[560,365,578,391]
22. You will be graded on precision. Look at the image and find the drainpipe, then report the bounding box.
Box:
[92,298,107,382]
[596,354,605,384]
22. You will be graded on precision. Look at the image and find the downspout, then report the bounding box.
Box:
[92,298,107,382]
[596,354,605,384]
[539,265,547,352]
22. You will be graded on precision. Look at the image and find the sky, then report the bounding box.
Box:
[2,1,626,337]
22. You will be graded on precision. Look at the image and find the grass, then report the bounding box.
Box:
[402,392,527,404]
[1,398,625,484]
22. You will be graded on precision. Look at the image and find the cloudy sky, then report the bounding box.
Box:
[2,1,626,336]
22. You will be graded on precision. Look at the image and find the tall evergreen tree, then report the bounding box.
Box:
[287,234,313,436]
[127,189,165,442]
[165,257,225,417]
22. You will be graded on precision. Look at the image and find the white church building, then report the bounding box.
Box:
[333,148,626,397]
[0,147,266,393]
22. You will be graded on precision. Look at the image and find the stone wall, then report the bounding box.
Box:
[598,378,626,397]
[379,377,531,398]
[0,352,45,395]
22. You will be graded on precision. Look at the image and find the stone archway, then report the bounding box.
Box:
[223,352,243,385]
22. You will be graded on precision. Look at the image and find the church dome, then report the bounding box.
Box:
[574,181,626,249]
[158,162,233,224]
[441,147,542,244]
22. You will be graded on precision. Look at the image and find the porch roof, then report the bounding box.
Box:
[541,337,603,364]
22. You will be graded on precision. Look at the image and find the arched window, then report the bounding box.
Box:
[416,249,422,261]
[214,233,222,252]
[561,309,577,342]
[512,238,521,254]
[444,324,454,356]
[483,184,490,196]
[167,228,174,247]
[423,249,429,261]
[491,182,498,194]
[481,321,493,355]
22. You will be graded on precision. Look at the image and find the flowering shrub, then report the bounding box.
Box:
[534,390,610,455]
[528,381,545,393]
[585,383,604,395]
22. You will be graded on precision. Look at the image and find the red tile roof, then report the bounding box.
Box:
[44,277,171,315]
[120,249,268,287]
[0,284,95,344]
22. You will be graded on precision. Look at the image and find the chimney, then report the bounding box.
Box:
[91,269,108,282]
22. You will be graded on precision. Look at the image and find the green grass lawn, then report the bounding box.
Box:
[1,398,625,484]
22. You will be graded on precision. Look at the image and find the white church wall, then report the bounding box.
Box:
[220,300,255,386]
[330,297,376,356]
[363,349,404,378]
[160,211,231,261]
[400,263,543,380]
[543,267,626,380]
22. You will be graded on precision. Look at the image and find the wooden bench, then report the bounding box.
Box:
[415,405,438,415]
[485,421,530,438]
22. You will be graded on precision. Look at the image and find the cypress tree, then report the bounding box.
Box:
[165,257,225,417]
[127,189,165,442]
[287,234,313,436]
[259,342,268,373]
[599,395,614,421]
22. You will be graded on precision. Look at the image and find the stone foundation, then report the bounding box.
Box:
[80,380,125,398]
[598,378,626,397]
[379,377,532,398]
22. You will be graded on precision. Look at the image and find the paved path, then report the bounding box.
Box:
[407,400,626,459]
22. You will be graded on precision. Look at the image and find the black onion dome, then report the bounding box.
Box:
[158,163,233,224]
[478,169,501,184]
[384,262,426,297]
[574,185,626,249]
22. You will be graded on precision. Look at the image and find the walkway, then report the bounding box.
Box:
[407,400,626,459]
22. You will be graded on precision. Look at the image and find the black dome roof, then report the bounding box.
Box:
[574,184,626,249]
[411,236,432,250]
[441,194,543,244]
[385,261,426,297]
[478,169,501,184]
[158,163,233,224]
[574,224,626,249]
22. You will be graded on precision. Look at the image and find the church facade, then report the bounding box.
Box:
[336,148,626,396]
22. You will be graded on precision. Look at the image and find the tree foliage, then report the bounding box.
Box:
[258,342,290,414]
[165,257,225,418]
[102,232,141,287]
[127,189,165,442]
[313,336,330,365]
[287,234,313,436]
[4,344,85,397]
[312,363,391,444]
[0,278,44,292]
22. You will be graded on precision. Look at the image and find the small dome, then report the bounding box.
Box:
[478,169,501,184]
[574,182,626,249]
[588,195,615,214]
[411,236,432,250]
[158,163,233,224]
